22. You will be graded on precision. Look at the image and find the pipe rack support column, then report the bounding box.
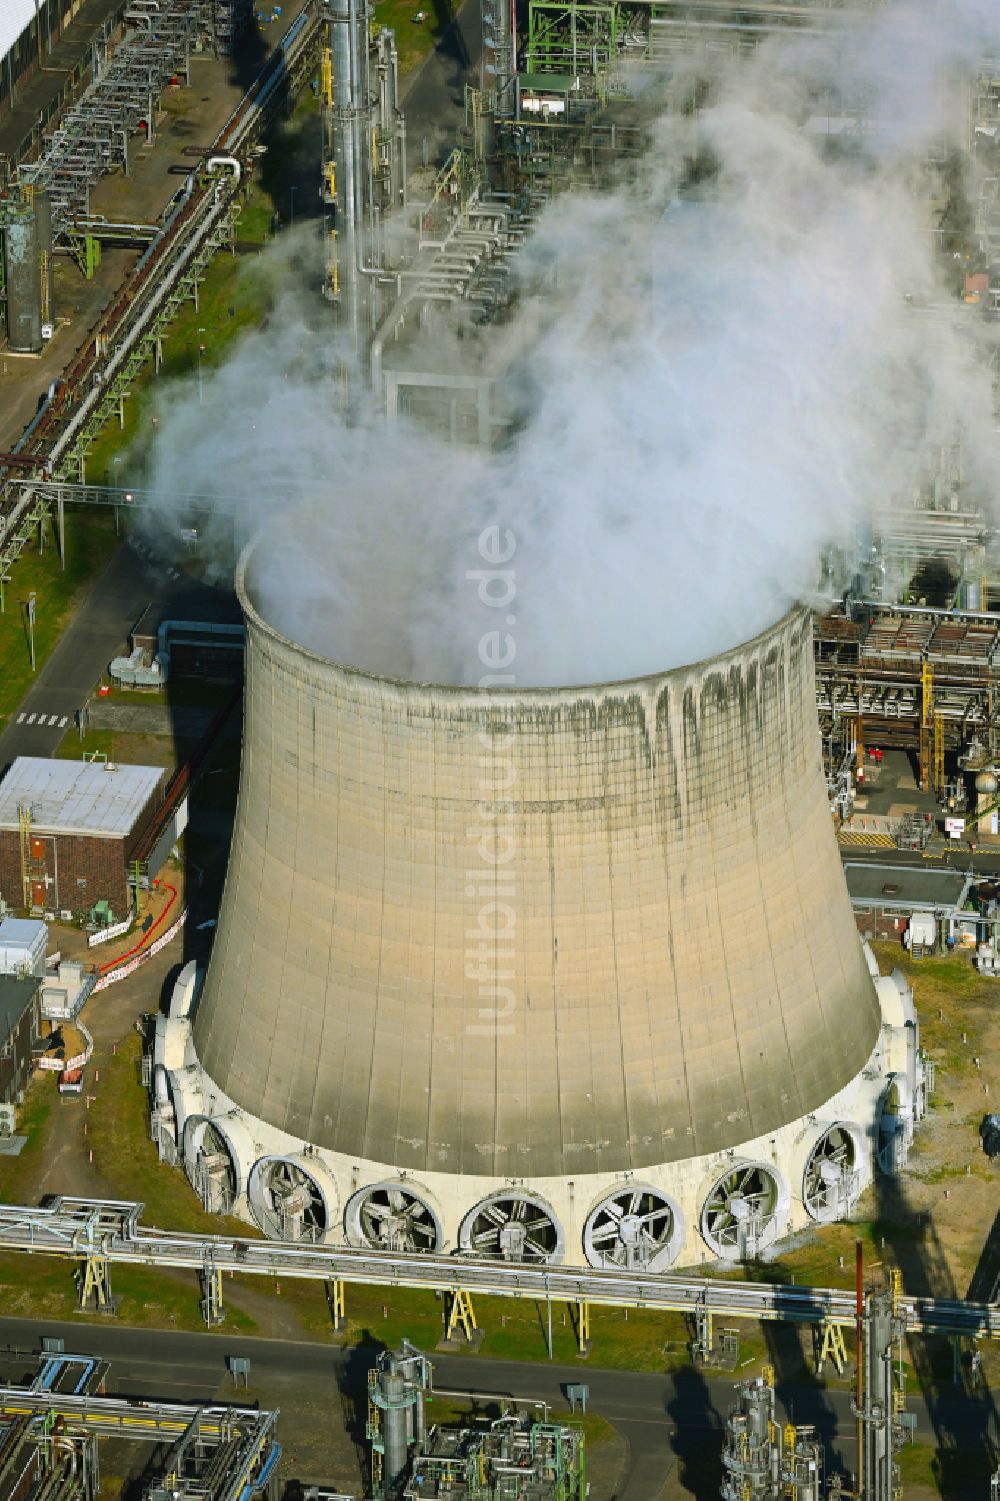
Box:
[79,1254,113,1311]
[692,1304,713,1361]
[575,1300,591,1356]
[444,1288,477,1343]
[815,1320,847,1376]
[325,1277,346,1332]
[201,1257,224,1326]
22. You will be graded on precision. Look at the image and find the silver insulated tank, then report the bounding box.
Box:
[2,188,54,353]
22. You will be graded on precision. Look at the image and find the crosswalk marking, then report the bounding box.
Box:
[14,710,71,729]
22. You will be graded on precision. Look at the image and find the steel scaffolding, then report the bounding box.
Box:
[720,1370,822,1501]
[0,1378,281,1501]
[16,0,252,237]
[403,1412,585,1500]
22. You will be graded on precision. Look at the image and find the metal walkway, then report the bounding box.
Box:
[0,1196,996,1339]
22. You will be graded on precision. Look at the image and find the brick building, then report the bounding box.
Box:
[0,758,165,919]
[0,974,40,1108]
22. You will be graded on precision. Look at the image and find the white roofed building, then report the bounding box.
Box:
[0,756,165,919]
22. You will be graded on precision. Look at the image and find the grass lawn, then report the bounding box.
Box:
[88,1032,254,1241]
[0,1073,55,1203]
[0,1034,719,1368]
[6,874,992,1390]
[0,1250,258,1334]
[0,1060,258,1333]
[81,234,273,487]
[55,726,190,773]
[373,0,456,75]
[105,676,238,710]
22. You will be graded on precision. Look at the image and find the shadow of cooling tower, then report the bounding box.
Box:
[967,1208,1000,1304]
[665,1364,725,1501]
[873,1172,998,1498]
[756,1259,853,1483]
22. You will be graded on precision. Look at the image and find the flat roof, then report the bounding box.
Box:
[844,862,969,911]
[0,758,163,840]
[0,918,46,951]
[1,1,38,66]
[0,975,38,1044]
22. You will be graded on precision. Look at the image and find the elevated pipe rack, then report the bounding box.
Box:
[0,1195,995,1339]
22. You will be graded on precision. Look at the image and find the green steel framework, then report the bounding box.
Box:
[526,0,622,76]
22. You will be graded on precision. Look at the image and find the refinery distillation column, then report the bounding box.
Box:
[857,1276,910,1501]
[0,186,55,353]
[321,0,405,351]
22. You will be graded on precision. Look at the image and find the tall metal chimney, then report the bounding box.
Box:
[321,0,405,349]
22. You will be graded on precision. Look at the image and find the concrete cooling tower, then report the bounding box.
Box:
[154,543,926,1267]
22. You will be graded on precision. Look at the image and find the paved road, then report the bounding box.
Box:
[0,1317,784,1500]
[0,542,157,768]
[842,842,1000,882]
[401,0,482,172]
[0,539,240,771]
[0,1315,986,1500]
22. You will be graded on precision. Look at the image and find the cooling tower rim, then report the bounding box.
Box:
[236,538,807,697]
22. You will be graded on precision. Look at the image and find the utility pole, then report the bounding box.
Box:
[197,327,206,405]
[26,591,36,672]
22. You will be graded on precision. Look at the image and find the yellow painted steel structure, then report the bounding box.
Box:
[576,1300,591,1353]
[445,1288,478,1341]
[816,1319,848,1375]
[326,1276,347,1330]
[17,802,31,909]
[920,660,934,792]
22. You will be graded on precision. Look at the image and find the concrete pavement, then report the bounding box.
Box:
[401,0,482,172]
[0,541,152,767]
[0,539,240,770]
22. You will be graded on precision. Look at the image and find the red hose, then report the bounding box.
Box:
[97,882,178,975]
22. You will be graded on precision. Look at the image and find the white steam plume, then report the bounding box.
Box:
[137,0,1000,688]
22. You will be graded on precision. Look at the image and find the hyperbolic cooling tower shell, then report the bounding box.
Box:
[192,550,881,1180]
